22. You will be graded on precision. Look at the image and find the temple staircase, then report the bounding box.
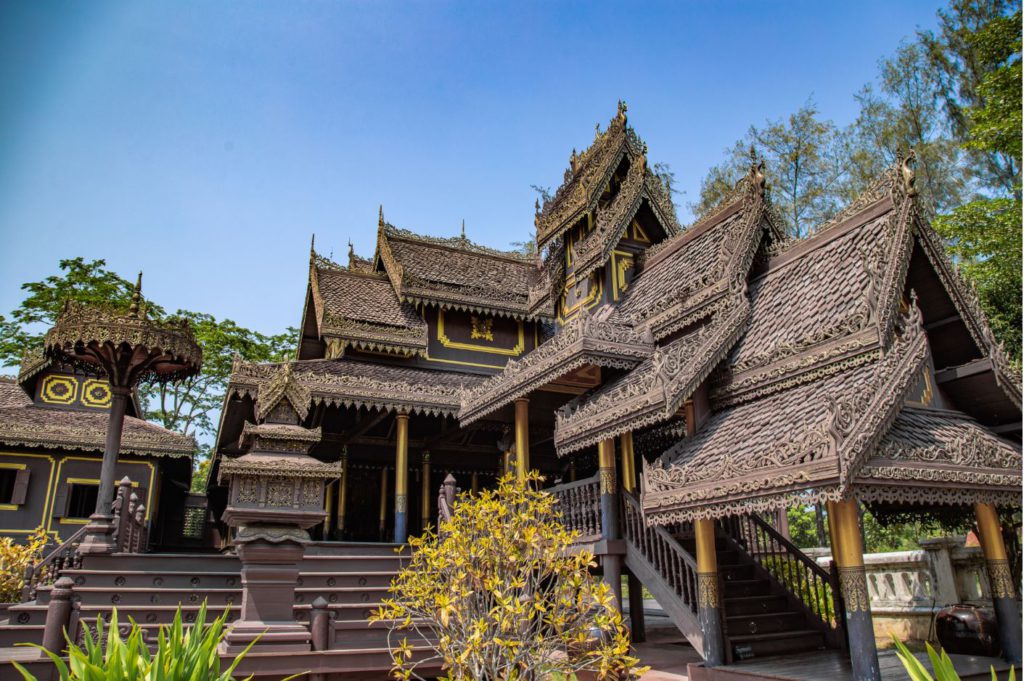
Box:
[0,543,417,678]
[553,477,845,663]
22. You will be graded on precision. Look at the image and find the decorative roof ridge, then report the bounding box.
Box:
[457,305,654,425]
[638,295,929,525]
[644,199,745,271]
[18,347,51,384]
[535,101,648,247]
[380,222,534,264]
[828,292,932,488]
[554,295,751,455]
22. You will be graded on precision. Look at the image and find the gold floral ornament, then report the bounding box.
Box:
[469,316,494,342]
[44,273,202,386]
[371,471,647,680]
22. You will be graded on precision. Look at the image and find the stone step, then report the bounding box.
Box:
[719,563,756,581]
[0,625,42,648]
[728,629,825,660]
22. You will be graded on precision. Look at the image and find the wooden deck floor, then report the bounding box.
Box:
[691,649,1011,681]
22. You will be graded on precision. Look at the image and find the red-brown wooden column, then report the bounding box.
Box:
[975,502,1022,664]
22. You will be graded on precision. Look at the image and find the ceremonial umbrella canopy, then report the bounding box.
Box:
[44,274,202,554]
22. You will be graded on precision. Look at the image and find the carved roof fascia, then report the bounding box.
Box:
[255,363,312,422]
[397,287,530,321]
[624,187,769,342]
[571,162,681,282]
[555,298,750,455]
[827,301,932,488]
[639,302,929,524]
[526,242,565,319]
[17,348,50,384]
[0,407,195,458]
[219,449,340,481]
[320,314,428,353]
[458,308,654,425]
[231,360,481,418]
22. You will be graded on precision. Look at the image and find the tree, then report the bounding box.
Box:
[919,0,1020,194]
[693,102,850,238]
[0,258,164,366]
[0,259,296,452]
[372,473,644,681]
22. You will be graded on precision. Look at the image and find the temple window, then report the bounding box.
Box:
[65,482,98,519]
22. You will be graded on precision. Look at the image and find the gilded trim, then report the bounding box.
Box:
[437,309,525,356]
[987,559,1016,599]
[599,468,617,495]
[40,374,77,405]
[697,573,720,608]
[80,379,113,409]
[838,565,870,612]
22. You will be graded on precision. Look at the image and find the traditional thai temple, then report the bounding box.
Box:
[1,103,1020,680]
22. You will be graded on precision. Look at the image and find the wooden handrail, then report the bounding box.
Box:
[22,525,87,601]
[747,513,831,581]
[545,474,600,495]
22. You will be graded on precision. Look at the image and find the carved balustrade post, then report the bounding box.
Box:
[828,498,880,681]
[975,503,1022,664]
[113,478,131,551]
[41,576,75,655]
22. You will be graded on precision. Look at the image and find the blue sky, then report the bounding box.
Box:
[0,1,947,345]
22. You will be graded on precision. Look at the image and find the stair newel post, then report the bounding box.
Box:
[974,502,1022,664]
[41,576,75,655]
[694,517,725,667]
[827,498,880,681]
[309,596,330,651]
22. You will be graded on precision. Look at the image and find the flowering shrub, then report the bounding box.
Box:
[372,472,645,680]
[0,529,48,603]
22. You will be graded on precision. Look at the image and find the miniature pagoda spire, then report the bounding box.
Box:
[378,204,385,228]
[460,219,466,240]
[128,272,143,318]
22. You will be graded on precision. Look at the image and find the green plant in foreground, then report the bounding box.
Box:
[12,601,265,681]
[891,635,1016,681]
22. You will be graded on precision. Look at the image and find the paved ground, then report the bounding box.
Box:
[631,614,701,680]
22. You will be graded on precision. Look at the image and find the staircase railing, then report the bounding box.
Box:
[722,513,846,647]
[621,491,700,613]
[23,478,148,601]
[547,475,601,542]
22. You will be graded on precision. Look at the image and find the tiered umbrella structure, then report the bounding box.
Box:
[44,274,202,554]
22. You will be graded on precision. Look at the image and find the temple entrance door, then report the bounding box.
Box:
[345,466,387,542]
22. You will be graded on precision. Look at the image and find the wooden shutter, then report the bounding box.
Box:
[52,483,69,518]
[10,468,30,505]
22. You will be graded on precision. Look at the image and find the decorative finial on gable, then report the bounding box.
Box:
[128,272,143,318]
[570,148,578,173]
[616,100,628,123]
[900,149,918,198]
[378,205,385,228]
[748,147,766,197]
[348,239,354,257]
[534,197,540,213]
[461,219,466,240]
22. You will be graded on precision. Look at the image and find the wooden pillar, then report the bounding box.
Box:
[695,518,725,666]
[619,432,636,493]
[420,451,431,531]
[336,452,347,539]
[80,386,130,555]
[975,502,1021,664]
[323,480,335,540]
[470,471,479,495]
[502,450,513,476]
[598,438,622,611]
[568,460,576,482]
[378,466,388,541]
[394,413,409,543]
[828,499,880,681]
[776,507,791,540]
[514,398,530,481]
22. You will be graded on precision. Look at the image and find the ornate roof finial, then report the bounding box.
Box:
[378,205,385,228]
[570,148,578,173]
[534,197,540,213]
[461,219,466,240]
[595,123,601,140]
[616,99,628,123]
[748,147,766,197]
[900,149,918,198]
[128,272,142,318]
[348,239,354,258]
